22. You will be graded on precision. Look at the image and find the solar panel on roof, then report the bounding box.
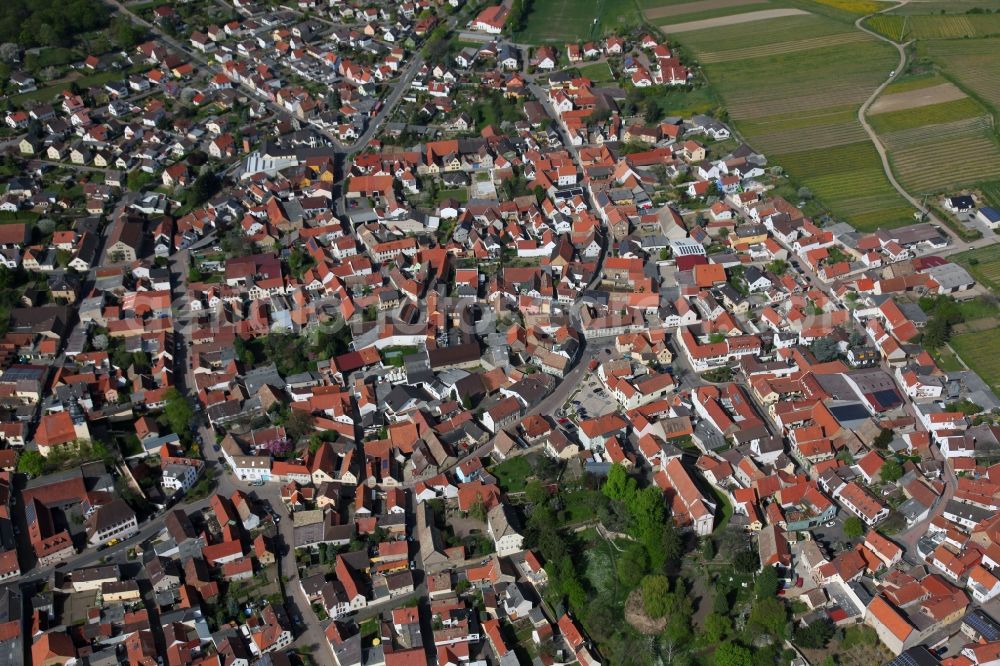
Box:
[829,404,869,422]
[964,609,1000,641]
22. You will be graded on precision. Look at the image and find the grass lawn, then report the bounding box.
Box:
[950,329,1000,391]
[576,61,615,83]
[560,489,604,525]
[710,486,733,532]
[436,188,468,203]
[490,456,533,493]
[516,0,640,44]
[933,346,965,372]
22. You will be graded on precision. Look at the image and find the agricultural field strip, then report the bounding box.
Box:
[883,120,1000,192]
[807,0,889,14]
[890,0,1000,14]
[951,331,1000,390]
[740,107,858,132]
[643,0,761,20]
[697,31,867,62]
[908,14,1000,38]
[890,138,1000,192]
[868,97,984,134]
[654,3,775,28]
[659,7,808,32]
[920,43,1000,110]
[725,82,880,117]
[868,82,966,114]
[750,121,868,153]
[673,13,849,48]
[879,115,994,149]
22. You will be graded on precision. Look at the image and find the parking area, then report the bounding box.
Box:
[557,349,619,424]
[807,515,853,555]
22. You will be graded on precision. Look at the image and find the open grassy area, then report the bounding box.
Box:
[516,0,640,43]
[576,61,615,83]
[950,328,1000,391]
[489,456,533,493]
[933,346,965,372]
[436,188,468,203]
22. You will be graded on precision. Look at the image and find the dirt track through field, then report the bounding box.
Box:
[659,7,808,32]
[643,0,759,20]
[869,81,967,114]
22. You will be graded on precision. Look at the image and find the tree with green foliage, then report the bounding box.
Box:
[766,259,787,276]
[283,409,313,443]
[880,459,903,483]
[525,479,547,505]
[704,612,731,643]
[714,642,753,666]
[188,172,221,208]
[162,388,194,438]
[113,16,141,48]
[641,574,671,618]
[873,427,894,449]
[16,450,44,477]
[749,596,788,638]
[220,225,255,257]
[843,516,865,539]
[703,537,716,560]
[810,336,839,362]
[616,543,649,588]
[734,549,757,573]
[794,618,834,649]
[602,463,636,503]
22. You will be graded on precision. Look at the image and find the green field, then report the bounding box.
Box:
[577,61,615,83]
[866,12,1000,40]
[869,97,982,134]
[516,0,640,43]
[654,2,773,28]
[920,38,1000,114]
[953,246,1000,293]
[951,329,1000,391]
[980,181,1000,208]
[863,14,907,40]
[880,116,1000,194]
[889,0,1000,13]
[672,12,912,229]
[881,72,949,95]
